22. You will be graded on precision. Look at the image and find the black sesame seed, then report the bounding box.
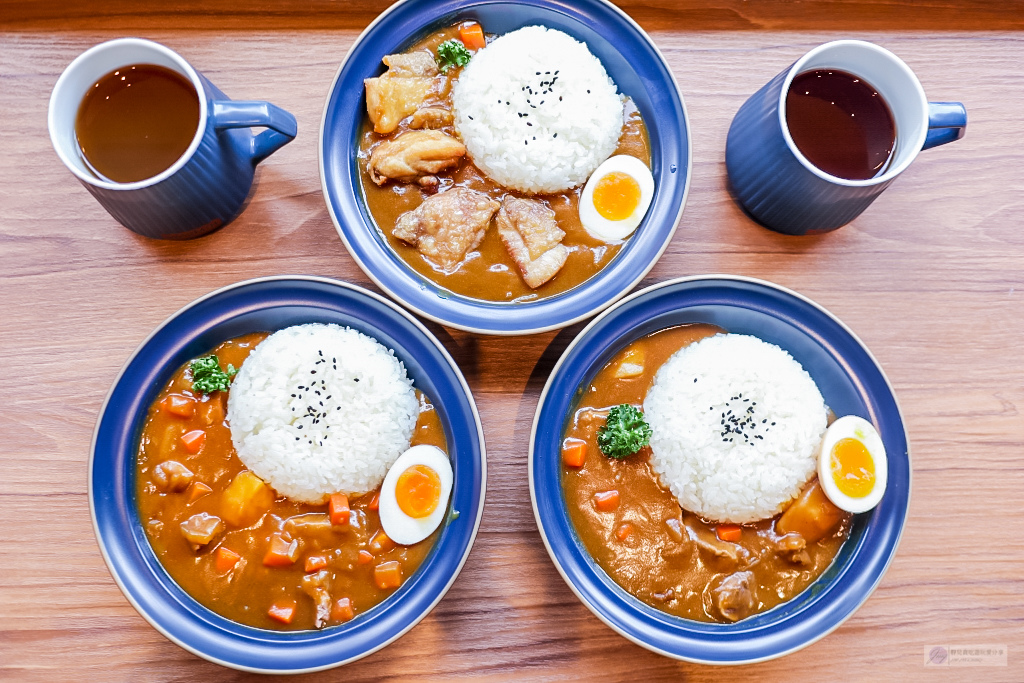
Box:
[553,133,557,138]
[694,378,698,383]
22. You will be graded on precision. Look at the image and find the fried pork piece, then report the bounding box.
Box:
[367,130,466,186]
[410,107,454,130]
[495,196,569,288]
[368,129,464,185]
[393,187,499,271]
[364,51,439,134]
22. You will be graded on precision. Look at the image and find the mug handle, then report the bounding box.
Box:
[922,102,967,150]
[211,101,298,164]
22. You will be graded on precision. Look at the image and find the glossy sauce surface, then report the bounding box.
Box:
[135,333,447,631]
[562,326,850,622]
[358,25,651,303]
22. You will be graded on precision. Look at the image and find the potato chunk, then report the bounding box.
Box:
[221,470,274,527]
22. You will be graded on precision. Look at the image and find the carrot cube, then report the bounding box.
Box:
[161,394,196,418]
[716,524,742,543]
[331,597,355,623]
[357,550,374,565]
[304,554,328,573]
[374,560,403,590]
[263,534,299,567]
[562,439,587,468]
[180,429,206,454]
[267,599,296,625]
[615,522,634,541]
[214,546,241,573]
[329,493,350,526]
[593,490,620,512]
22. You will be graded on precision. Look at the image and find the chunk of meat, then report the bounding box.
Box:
[410,107,454,130]
[367,130,466,186]
[711,571,757,622]
[301,570,333,628]
[364,51,439,134]
[776,532,812,566]
[495,196,568,288]
[393,187,499,271]
[153,460,193,492]
[180,512,223,549]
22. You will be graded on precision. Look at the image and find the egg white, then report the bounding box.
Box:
[378,444,453,545]
[817,415,887,514]
[578,155,655,242]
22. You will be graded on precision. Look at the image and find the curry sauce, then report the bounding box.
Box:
[562,325,850,623]
[135,333,446,631]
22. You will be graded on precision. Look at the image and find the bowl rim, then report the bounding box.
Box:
[88,275,487,673]
[528,274,911,664]
[317,0,693,335]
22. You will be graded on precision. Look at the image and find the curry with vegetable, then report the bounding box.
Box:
[562,325,851,623]
[135,333,446,631]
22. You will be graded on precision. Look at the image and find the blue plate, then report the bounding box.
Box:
[529,276,910,663]
[89,276,486,673]
[319,0,690,335]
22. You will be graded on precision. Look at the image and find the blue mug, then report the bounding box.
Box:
[726,40,966,235]
[48,38,297,240]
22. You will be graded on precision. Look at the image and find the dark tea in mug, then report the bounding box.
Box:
[786,69,896,181]
[75,64,200,183]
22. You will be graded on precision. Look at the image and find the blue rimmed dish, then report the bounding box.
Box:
[319,0,690,335]
[90,276,486,673]
[529,275,910,663]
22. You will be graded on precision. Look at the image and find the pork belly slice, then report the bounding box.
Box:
[496,196,569,288]
[367,130,466,186]
[393,187,500,272]
[364,51,439,134]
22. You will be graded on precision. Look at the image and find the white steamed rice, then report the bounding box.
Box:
[451,25,624,194]
[227,323,419,504]
[643,334,827,524]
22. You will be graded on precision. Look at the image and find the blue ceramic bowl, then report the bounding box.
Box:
[90,276,486,673]
[319,0,690,335]
[530,276,910,663]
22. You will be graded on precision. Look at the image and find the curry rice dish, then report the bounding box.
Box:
[562,327,853,623]
[359,22,655,302]
[136,324,452,631]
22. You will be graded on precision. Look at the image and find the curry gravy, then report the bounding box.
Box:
[562,326,850,623]
[135,333,446,631]
[358,25,651,303]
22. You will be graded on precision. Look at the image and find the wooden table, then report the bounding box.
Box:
[2,1,1022,679]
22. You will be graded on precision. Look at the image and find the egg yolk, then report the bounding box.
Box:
[395,464,441,518]
[830,437,876,498]
[593,171,641,221]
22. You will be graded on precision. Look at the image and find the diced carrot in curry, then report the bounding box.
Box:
[214,546,241,573]
[459,22,486,50]
[187,481,213,503]
[368,529,393,554]
[357,550,374,565]
[614,522,634,541]
[329,493,350,526]
[161,394,196,418]
[221,470,273,527]
[562,439,587,468]
[180,429,206,454]
[263,533,300,567]
[593,489,620,512]
[716,524,742,543]
[374,560,403,590]
[366,490,380,511]
[304,554,328,573]
[267,599,297,625]
[331,597,355,623]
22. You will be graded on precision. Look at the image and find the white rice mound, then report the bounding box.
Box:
[227,324,419,504]
[451,25,625,194]
[643,334,828,524]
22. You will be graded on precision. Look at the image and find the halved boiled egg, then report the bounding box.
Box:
[817,415,887,513]
[579,155,655,242]
[379,444,453,545]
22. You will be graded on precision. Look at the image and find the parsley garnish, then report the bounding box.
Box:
[597,404,652,459]
[437,39,472,72]
[189,355,237,395]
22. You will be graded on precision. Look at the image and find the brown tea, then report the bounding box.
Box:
[75,64,200,183]
[786,69,896,180]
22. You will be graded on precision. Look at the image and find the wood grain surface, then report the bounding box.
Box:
[1,1,1022,680]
